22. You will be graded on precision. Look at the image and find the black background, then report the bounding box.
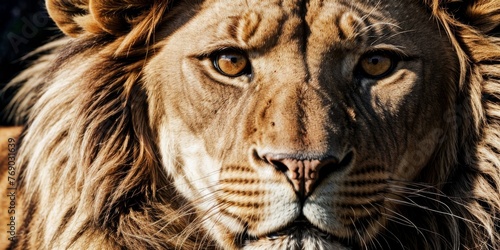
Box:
[0,0,58,125]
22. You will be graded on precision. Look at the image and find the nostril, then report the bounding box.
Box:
[318,151,354,179]
[264,154,294,173]
[269,159,289,173]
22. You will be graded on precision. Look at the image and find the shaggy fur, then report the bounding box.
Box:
[1,0,499,249]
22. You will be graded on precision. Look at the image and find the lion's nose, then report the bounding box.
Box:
[264,154,343,198]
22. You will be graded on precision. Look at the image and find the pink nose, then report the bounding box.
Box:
[264,155,339,198]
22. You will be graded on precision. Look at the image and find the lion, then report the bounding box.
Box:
[1,0,499,249]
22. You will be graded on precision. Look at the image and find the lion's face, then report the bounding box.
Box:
[144,0,458,248]
[8,0,500,248]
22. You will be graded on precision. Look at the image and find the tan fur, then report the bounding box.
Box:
[1,0,499,249]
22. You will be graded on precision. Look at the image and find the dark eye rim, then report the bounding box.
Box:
[210,48,252,78]
[356,50,401,79]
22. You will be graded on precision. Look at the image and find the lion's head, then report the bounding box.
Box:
[5,0,500,249]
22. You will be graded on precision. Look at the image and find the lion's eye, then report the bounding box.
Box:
[359,53,394,78]
[212,50,250,77]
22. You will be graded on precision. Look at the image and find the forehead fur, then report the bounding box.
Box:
[191,0,437,51]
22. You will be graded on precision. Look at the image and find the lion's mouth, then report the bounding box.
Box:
[240,218,351,247]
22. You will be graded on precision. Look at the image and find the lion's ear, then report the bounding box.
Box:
[46,0,170,37]
[46,0,90,36]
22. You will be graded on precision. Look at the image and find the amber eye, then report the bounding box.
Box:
[359,53,394,78]
[212,50,250,77]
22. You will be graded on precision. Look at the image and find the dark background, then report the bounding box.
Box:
[0,0,58,125]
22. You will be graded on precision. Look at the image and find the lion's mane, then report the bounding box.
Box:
[390,1,500,248]
[3,0,500,249]
[7,1,214,249]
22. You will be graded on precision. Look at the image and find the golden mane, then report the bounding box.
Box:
[6,1,214,248]
[2,0,500,249]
